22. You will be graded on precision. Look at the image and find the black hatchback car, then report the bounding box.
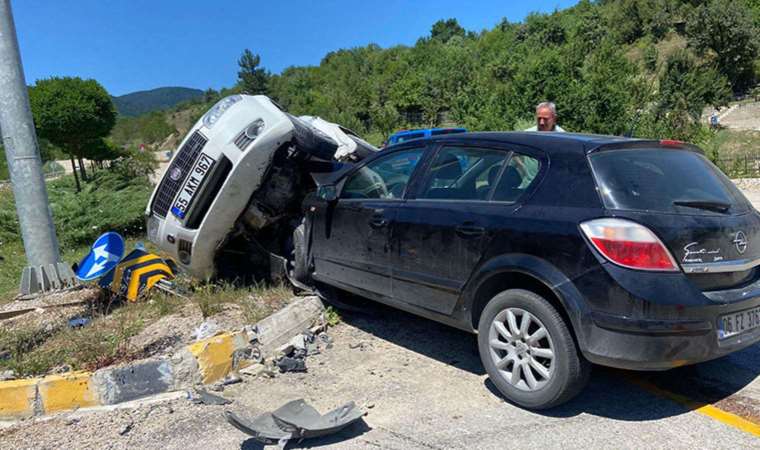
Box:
[295,132,760,409]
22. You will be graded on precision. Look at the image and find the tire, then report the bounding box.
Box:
[477,289,590,410]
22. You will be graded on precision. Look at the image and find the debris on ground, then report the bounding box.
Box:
[191,318,220,341]
[0,369,16,381]
[118,420,134,436]
[224,399,366,447]
[275,355,307,373]
[271,326,331,374]
[189,388,233,406]
[68,317,91,328]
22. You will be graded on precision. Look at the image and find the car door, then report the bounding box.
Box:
[309,147,425,299]
[391,144,513,315]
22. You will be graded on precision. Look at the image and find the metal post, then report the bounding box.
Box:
[0,0,76,295]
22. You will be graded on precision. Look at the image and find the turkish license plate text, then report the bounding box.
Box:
[171,153,215,219]
[718,306,760,340]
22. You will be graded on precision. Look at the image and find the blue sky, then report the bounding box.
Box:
[13,0,577,96]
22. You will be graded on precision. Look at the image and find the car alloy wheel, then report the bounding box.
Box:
[488,307,555,392]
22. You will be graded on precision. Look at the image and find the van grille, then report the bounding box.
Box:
[151,131,208,218]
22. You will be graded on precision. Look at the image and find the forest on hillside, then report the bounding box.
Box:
[251,0,759,144]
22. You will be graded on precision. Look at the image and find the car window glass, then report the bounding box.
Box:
[492,153,542,202]
[341,149,423,200]
[589,148,749,214]
[419,146,507,200]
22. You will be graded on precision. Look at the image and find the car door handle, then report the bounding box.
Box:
[456,224,485,238]
[369,215,387,229]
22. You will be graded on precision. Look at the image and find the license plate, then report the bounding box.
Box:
[718,306,760,340]
[171,153,215,219]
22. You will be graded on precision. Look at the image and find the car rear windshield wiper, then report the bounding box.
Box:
[673,199,731,213]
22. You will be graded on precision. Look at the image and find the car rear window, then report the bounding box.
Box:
[589,148,750,215]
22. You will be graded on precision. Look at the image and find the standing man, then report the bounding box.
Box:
[525,101,566,132]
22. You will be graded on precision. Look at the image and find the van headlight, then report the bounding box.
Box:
[146,215,160,243]
[202,95,243,129]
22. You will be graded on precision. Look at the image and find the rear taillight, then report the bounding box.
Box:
[580,218,679,272]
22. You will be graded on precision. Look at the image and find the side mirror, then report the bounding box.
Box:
[317,185,338,202]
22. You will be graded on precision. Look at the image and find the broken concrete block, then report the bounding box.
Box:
[254,296,324,356]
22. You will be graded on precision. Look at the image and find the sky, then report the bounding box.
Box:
[12,0,578,96]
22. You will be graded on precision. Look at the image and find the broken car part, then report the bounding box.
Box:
[224,399,365,445]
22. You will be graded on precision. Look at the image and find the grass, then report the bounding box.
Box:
[707,129,760,159]
[0,159,154,301]
[185,278,293,323]
[0,276,294,377]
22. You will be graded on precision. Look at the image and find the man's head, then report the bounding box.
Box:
[535,101,557,132]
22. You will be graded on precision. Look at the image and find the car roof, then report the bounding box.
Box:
[422,131,640,152]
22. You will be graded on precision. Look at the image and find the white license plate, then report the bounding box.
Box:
[171,153,215,219]
[718,306,760,340]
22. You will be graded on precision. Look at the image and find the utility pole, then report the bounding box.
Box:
[0,0,76,295]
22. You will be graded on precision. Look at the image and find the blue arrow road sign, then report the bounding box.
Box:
[75,232,125,281]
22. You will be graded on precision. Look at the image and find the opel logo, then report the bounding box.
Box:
[733,231,748,254]
[169,167,183,182]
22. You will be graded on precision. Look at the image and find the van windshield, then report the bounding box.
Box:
[589,148,750,215]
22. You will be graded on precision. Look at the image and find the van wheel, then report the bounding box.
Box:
[477,289,590,410]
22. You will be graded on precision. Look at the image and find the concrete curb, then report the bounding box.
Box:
[0,295,324,419]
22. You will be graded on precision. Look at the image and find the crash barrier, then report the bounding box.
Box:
[0,296,325,420]
[714,155,760,178]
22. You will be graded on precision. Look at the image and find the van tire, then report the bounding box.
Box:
[477,289,590,409]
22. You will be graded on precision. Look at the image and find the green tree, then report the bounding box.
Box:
[430,19,466,43]
[29,77,116,192]
[237,49,269,95]
[685,0,759,92]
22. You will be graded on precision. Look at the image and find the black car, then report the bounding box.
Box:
[294,132,760,409]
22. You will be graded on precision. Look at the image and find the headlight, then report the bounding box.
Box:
[146,215,160,243]
[202,95,243,129]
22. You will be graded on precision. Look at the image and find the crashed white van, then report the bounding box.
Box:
[145,95,377,280]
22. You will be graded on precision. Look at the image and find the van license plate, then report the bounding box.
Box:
[718,306,760,340]
[171,153,215,219]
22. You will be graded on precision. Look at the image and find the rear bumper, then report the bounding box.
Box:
[580,310,760,370]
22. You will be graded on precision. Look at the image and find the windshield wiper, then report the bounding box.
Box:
[673,199,731,213]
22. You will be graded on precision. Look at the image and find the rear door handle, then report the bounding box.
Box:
[456,224,485,238]
[369,214,387,229]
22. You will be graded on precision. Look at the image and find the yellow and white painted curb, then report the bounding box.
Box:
[0,296,324,420]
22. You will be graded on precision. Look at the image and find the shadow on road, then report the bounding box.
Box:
[333,295,760,422]
[240,420,372,449]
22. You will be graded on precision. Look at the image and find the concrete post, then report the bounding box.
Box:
[0,0,76,295]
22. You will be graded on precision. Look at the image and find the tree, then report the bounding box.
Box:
[430,19,466,43]
[29,77,116,192]
[237,49,269,95]
[685,0,759,92]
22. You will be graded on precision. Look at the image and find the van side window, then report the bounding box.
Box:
[341,149,423,200]
[418,146,507,200]
[492,154,542,202]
